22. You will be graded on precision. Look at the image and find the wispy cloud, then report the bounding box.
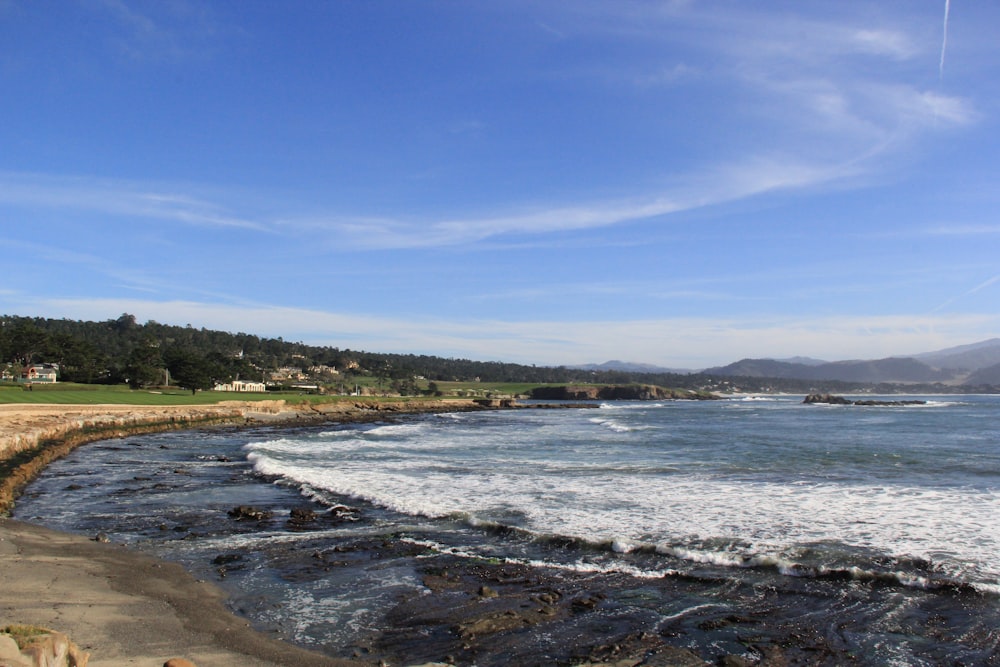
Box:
[88,0,217,63]
[289,155,858,249]
[3,4,980,256]
[0,172,268,231]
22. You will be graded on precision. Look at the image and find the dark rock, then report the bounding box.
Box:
[227,505,273,521]
[571,592,605,611]
[805,394,928,407]
[287,507,318,527]
[212,553,243,565]
[803,394,851,404]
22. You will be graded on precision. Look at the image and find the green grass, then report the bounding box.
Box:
[0,381,586,405]
[0,383,493,406]
[431,381,559,396]
[0,383,304,406]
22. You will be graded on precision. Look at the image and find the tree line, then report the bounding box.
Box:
[0,313,704,392]
[3,313,934,395]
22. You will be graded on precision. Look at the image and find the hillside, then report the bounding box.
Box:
[914,338,1000,370]
[965,362,1000,387]
[704,355,964,385]
[2,314,998,394]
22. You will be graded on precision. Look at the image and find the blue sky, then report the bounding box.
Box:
[2,1,998,368]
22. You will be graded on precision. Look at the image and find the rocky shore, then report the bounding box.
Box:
[802,393,928,406]
[0,398,508,667]
[0,398,512,516]
[1,397,861,666]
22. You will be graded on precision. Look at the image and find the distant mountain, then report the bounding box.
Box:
[583,339,1000,387]
[965,362,1000,386]
[704,356,956,384]
[574,360,693,374]
[702,359,812,379]
[815,357,955,383]
[775,356,827,366]
[914,338,1000,371]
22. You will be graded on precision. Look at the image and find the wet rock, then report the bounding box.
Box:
[456,609,534,638]
[93,532,110,543]
[804,393,927,407]
[571,592,606,612]
[534,590,561,605]
[227,505,273,521]
[287,506,318,528]
[803,394,851,405]
[211,553,243,566]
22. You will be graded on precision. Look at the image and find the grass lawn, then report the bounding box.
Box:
[0,380,573,406]
[0,383,330,406]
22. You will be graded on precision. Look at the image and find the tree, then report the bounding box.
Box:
[5,320,52,367]
[124,339,163,389]
[164,347,219,394]
[50,334,107,383]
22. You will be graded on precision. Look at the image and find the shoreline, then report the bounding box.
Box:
[0,398,513,667]
[0,398,522,515]
[4,397,986,665]
[0,517,358,667]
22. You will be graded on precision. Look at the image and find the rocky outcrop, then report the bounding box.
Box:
[531,385,718,401]
[228,505,273,522]
[803,393,852,405]
[803,394,927,406]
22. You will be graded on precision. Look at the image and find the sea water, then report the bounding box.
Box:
[15,395,1000,664]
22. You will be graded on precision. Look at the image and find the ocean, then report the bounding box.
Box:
[14,395,1000,665]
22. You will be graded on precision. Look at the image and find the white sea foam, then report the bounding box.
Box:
[589,417,638,433]
[244,396,1000,588]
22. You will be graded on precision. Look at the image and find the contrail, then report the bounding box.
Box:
[939,0,951,79]
[929,274,999,314]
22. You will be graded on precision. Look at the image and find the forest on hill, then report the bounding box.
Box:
[1,314,990,395]
[0,313,685,392]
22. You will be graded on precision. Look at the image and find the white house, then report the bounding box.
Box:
[213,380,266,393]
[21,365,58,383]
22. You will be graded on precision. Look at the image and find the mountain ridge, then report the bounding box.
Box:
[587,338,1000,386]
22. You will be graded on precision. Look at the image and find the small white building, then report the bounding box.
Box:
[21,365,58,383]
[213,380,266,393]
